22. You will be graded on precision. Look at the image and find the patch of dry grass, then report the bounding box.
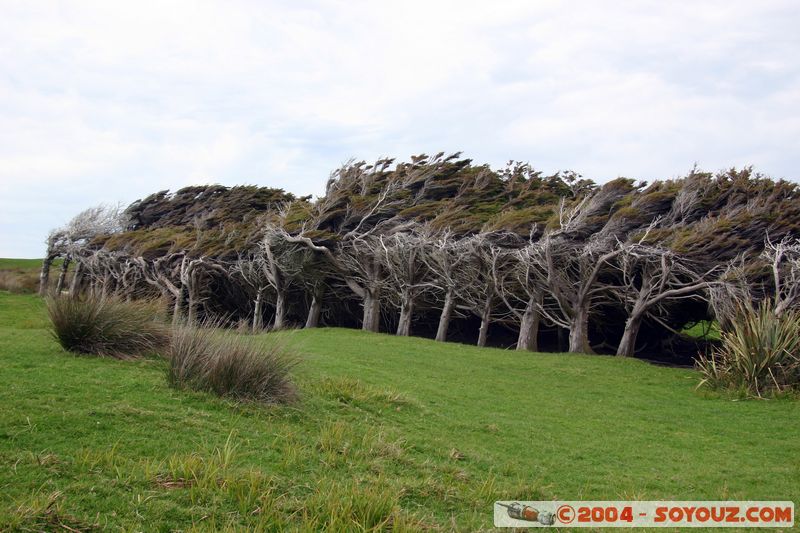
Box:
[166,322,299,404]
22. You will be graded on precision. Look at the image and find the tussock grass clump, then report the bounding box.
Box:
[166,323,298,404]
[46,295,169,358]
[697,300,800,397]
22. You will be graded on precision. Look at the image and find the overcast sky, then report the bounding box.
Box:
[1,1,799,257]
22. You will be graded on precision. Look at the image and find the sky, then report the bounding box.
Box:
[1,1,799,258]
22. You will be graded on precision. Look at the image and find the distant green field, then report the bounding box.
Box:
[0,290,798,531]
[682,320,722,341]
[0,258,43,270]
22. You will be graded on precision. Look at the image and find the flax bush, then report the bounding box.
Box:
[697,300,800,397]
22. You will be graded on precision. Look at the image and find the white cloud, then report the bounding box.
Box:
[1,0,799,256]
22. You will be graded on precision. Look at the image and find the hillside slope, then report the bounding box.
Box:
[0,292,798,530]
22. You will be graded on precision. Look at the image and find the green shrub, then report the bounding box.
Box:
[46,296,169,358]
[697,300,800,397]
[166,323,298,404]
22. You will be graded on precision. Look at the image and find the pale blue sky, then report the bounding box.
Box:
[1,1,799,257]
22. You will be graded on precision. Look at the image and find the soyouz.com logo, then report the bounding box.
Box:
[493,501,794,528]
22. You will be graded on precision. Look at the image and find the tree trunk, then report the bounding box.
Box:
[186,268,203,326]
[172,286,185,327]
[477,299,491,347]
[252,291,264,332]
[396,292,414,336]
[54,256,71,295]
[435,289,455,342]
[186,285,200,326]
[568,305,593,353]
[362,290,381,332]
[273,291,286,330]
[617,313,643,357]
[305,285,324,328]
[69,261,84,298]
[38,256,54,296]
[516,296,541,352]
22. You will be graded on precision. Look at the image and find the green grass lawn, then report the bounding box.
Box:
[0,291,798,531]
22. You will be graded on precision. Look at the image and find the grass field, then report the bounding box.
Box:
[0,259,44,270]
[0,288,798,531]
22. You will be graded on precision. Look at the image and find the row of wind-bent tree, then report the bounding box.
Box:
[231,224,329,332]
[39,205,237,327]
[47,216,800,358]
[262,163,722,355]
[41,154,800,357]
[491,231,718,356]
[39,204,126,296]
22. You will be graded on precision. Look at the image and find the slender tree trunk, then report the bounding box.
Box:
[396,291,414,336]
[516,296,541,352]
[568,304,593,353]
[435,289,455,342]
[54,256,71,295]
[362,290,381,332]
[273,291,286,330]
[69,261,84,297]
[172,286,185,327]
[477,299,491,347]
[305,286,323,328]
[617,313,643,357]
[38,256,54,296]
[252,291,264,332]
[187,286,200,325]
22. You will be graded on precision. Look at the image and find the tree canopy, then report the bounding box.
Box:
[44,154,800,361]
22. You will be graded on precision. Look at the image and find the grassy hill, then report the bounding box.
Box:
[0,290,798,530]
